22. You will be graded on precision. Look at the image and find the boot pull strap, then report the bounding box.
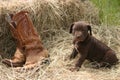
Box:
[5,13,18,39]
[5,13,17,29]
[5,13,12,23]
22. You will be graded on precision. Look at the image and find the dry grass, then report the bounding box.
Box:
[0,0,120,80]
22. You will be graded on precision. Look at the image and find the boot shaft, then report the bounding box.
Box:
[12,11,40,44]
[6,11,44,51]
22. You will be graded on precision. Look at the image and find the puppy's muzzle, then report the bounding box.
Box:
[74,32,86,42]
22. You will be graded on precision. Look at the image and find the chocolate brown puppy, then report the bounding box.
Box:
[69,21,118,71]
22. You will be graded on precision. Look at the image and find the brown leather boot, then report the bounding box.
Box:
[2,11,49,69]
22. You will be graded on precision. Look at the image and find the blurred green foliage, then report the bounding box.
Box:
[91,0,120,25]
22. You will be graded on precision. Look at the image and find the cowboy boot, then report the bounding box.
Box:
[2,11,49,68]
[13,11,49,68]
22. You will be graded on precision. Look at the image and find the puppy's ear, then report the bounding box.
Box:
[69,23,74,33]
[87,25,92,35]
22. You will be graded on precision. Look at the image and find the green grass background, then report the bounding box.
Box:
[91,0,120,26]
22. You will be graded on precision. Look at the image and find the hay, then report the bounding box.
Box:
[0,0,99,58]
[0,0,120,80]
